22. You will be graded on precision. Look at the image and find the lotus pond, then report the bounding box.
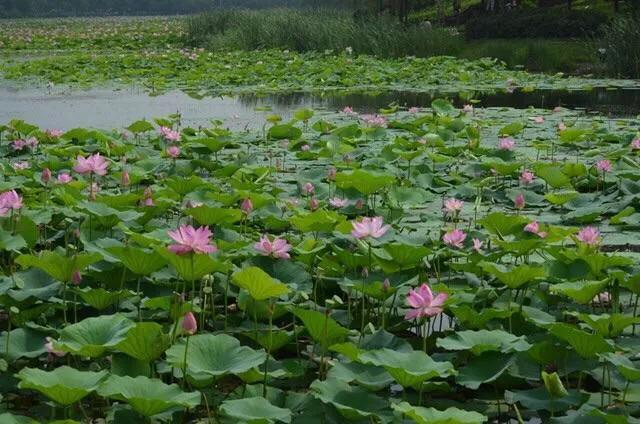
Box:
[2,14,640,424]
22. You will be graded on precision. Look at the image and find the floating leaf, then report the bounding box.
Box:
[17,366,108,405]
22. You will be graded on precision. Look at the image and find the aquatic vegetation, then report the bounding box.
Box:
[1,99,639,422]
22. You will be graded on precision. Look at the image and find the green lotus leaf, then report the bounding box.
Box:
[156,247,224,281]
[17,366,108,405]
[290,209,346,233]
[106,246,167,275]
[436,330,531,355]
[392,401,487,424]
[327,361,394,391]
[479,261,546,289]
[550,280,608,304]
[310,378,390,420]
[219,397,292,423]
[186,205,243,227]
[505,387,588,412]
[335,169,395,196]
[268,124,302,140]
[16,251,102,283]
[115,322,170,362]
[599,352,640,382]
[0,413,38,424]
[0,328,47,361]
[549,323,613,359]
[232,266,290,301]
[74,287,135,310]
[165,334,265,378]
[291,307,350,349]
[456,351,515,390]
[57,314,135,357]
[97,374,200,417]
[358,348,455,389]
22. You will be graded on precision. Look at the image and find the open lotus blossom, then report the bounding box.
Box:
[182,311,197,335]
[351,216,390,239]
[12,139,27,151]
[301,144,310,151]
[576,226,601,246]
[463,104,473,114]
[74,153,109,176]
[532,116,544,124]
[0,190,23,216]
[361,114,387,128]
[592,291,611,306]
[159,126,180,142]
[168,225,218,255]
[41,168,52,184]
[13,161,30,170]
[596,159,612,173]
[57,173,72,184]
[524,221,547,238]
[254,235,292,259]
[514,193,525,210]
[443,198,464,215]
[520,169,535,185]
[405,283,448,320]
[631,138,640,150]
[241,198,253,214]
[408,107,419,114]
[558,122,567,131]
[44,337,65,358]
[498,137,515,151]
[329,197,348,208]
[472,238,484,253]
[302,182,314,195]
[45,129,64,138]
[166,145,180,158]
[443,229,466,248]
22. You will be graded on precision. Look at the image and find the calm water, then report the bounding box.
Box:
[1,84,639,130]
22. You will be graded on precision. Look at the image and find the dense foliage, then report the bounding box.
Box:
[465,8,609,39]
[1,95,640,423]
[0,0,349,18]
[599,17,640,78]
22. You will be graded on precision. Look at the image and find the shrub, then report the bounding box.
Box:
[598,17,640,78]
[465,8,609,39]
[185,9,466,58]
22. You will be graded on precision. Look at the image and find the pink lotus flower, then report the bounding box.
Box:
[351,216,390,239]
[355,199,365,210]
[168,225,218,255]
[631,138,640,150]
[26,137,38,148]
[41,168,52,184]
[463,104,473,114]
[524,221,547,238]
[46,129,64,138]
[12,161,30,170]
[182,312,197,335]
[404,283,448,320]
[443,229,466,248]
[74,153,109,176]
[159,126,180,142]
[408,107,419,114]
[577,226,601,246]
[596,159,612,173]
[592,291,611,305]
[329,197,348,208]
[498,137,515,151]
[254,235,292,259]
[532,116,544,124]
[443,198,464,215]
[0,190,23,216]
[121,170,130,187]
[309,197,319,210]
[520,170,535,185]
[44,337,65,358]
[241,198,253,214]
[361,114,387,128]
[472,238,484,253]
[57,173,72,184]
[558,122,567,131]
[514,193,525,210]
[166,145,180,158]
[342,106,354,115]
[302,182,314,195]
[301,144,310,151]
[71,271,82,285]
[553,106,563,113]
[12,139,26,151]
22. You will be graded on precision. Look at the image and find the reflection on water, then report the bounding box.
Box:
[0,84,638,131]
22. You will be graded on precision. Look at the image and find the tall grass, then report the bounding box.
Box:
[185,9,464,58]
[598,17,640,78]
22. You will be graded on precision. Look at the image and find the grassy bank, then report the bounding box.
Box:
[185,9,596,74]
